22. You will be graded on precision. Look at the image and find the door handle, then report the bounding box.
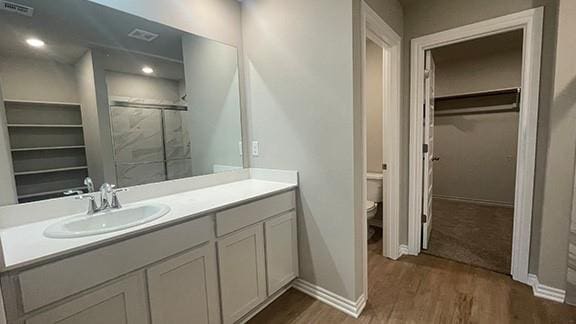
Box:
[432,157,440,161]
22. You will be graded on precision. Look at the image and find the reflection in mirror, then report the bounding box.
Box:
[0,0,243,204]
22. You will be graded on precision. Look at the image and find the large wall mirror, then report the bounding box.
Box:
[0,0,244,203]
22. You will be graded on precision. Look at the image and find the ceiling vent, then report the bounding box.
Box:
[127,28,159,42]
[0,1,34,17]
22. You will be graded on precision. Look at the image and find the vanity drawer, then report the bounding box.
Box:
[17,215,214,313]
[216,190,295,237]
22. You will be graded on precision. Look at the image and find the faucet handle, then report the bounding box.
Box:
[75,194,98,215]
[84,177,95,193]
[63,190,84,196]
[111,188,128,209]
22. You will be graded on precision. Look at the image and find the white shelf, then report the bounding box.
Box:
[18,186,86,199]
[11,145,86,152]
[7,124,83,128]
[14,166,88,176]
[4,99,81,107]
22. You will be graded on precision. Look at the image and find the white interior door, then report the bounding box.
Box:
[422,50,435,249]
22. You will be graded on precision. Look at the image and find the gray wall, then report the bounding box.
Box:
[364,0,404,35]
[182,35,243,176]
[366,40,383,173]
[566,0,576,303]
[0,55,79,103]
[401,0,565,289]
[0,85,16,205]
[434,113,519,205]
[544,0,576,295]
[242,0,403,301]
[434,50,523,97]
[243,0,356,300]
[433,48,522,205]
[105,71,182,101]
[75,50,116,187]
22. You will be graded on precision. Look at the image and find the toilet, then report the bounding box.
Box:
[366,172,383,239]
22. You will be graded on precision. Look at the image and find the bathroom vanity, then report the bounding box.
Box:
[0,171,299,324]
[0,1,302,323]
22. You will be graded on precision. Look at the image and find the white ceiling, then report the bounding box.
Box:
[99,48,184,80]
[0,0,187,65]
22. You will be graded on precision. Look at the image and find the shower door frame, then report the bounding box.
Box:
[109,99,190,186]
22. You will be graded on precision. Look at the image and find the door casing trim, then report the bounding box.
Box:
[407,7,544,284]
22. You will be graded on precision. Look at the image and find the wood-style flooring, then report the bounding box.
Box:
[248,231,576,324]
[424,198,513,274]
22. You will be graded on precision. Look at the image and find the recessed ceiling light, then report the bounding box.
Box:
[142,66,154,74]
[26,38,45,48]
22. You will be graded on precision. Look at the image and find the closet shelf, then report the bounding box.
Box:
[18,186,87,199]
[4,99,81,107]
[7,124,84,128]
[14,166,88,176]
[11,145,86,152]
[435,87,520,116]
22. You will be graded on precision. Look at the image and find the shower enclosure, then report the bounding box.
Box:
[110,99,193,187]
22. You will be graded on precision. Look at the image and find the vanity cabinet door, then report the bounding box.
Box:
[217,224,266,324]
[25,274,148,324]
[265,211,299,295]
[147,244,220,324]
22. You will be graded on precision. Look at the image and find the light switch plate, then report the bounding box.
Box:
[252,141,259,156]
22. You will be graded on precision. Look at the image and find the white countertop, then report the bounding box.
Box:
[0,179,296,272]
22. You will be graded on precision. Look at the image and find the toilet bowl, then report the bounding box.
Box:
[366,172,383,240]
[366,200,378,240]
[366,200,377,220]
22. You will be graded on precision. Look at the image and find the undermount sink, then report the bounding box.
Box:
[44,204,171,239]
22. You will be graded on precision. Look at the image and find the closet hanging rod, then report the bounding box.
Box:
[435,104,519,117]
[109,100,188,111]
[434,87,520,101]
[434,87,521,116]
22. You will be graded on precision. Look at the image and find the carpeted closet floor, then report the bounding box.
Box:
[423,198,513,274]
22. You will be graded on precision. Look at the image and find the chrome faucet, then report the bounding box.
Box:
[84,177,95,193]
[68,182,127,215]
[99,183,113,210]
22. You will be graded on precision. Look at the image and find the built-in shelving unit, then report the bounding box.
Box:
[11,145,86,152]
[4,100,89,203]
[7,124,84,128]
[434,87,521,117]
[14,166,89,176]
[17,186,87,200]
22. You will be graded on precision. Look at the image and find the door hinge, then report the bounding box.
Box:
[382,163,388,171]
[423,144,429,153]
[424,69,431,79]
[421,214,427,223]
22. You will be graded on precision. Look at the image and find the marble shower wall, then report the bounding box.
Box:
[116,162,166,187]
[111,107,164,163]
[164,109,193,180]
[110,105,193,187]
[111,106,165,187]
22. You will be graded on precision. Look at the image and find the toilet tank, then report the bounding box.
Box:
[367,172,383,203]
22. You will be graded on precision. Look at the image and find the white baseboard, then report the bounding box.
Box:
[527,274,566,303]
[292,279,366,318]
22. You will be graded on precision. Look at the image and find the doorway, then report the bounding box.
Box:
[408,8,544,283]
[361,2,401,261]
[358,2,402,306]
[421,31,523,274]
